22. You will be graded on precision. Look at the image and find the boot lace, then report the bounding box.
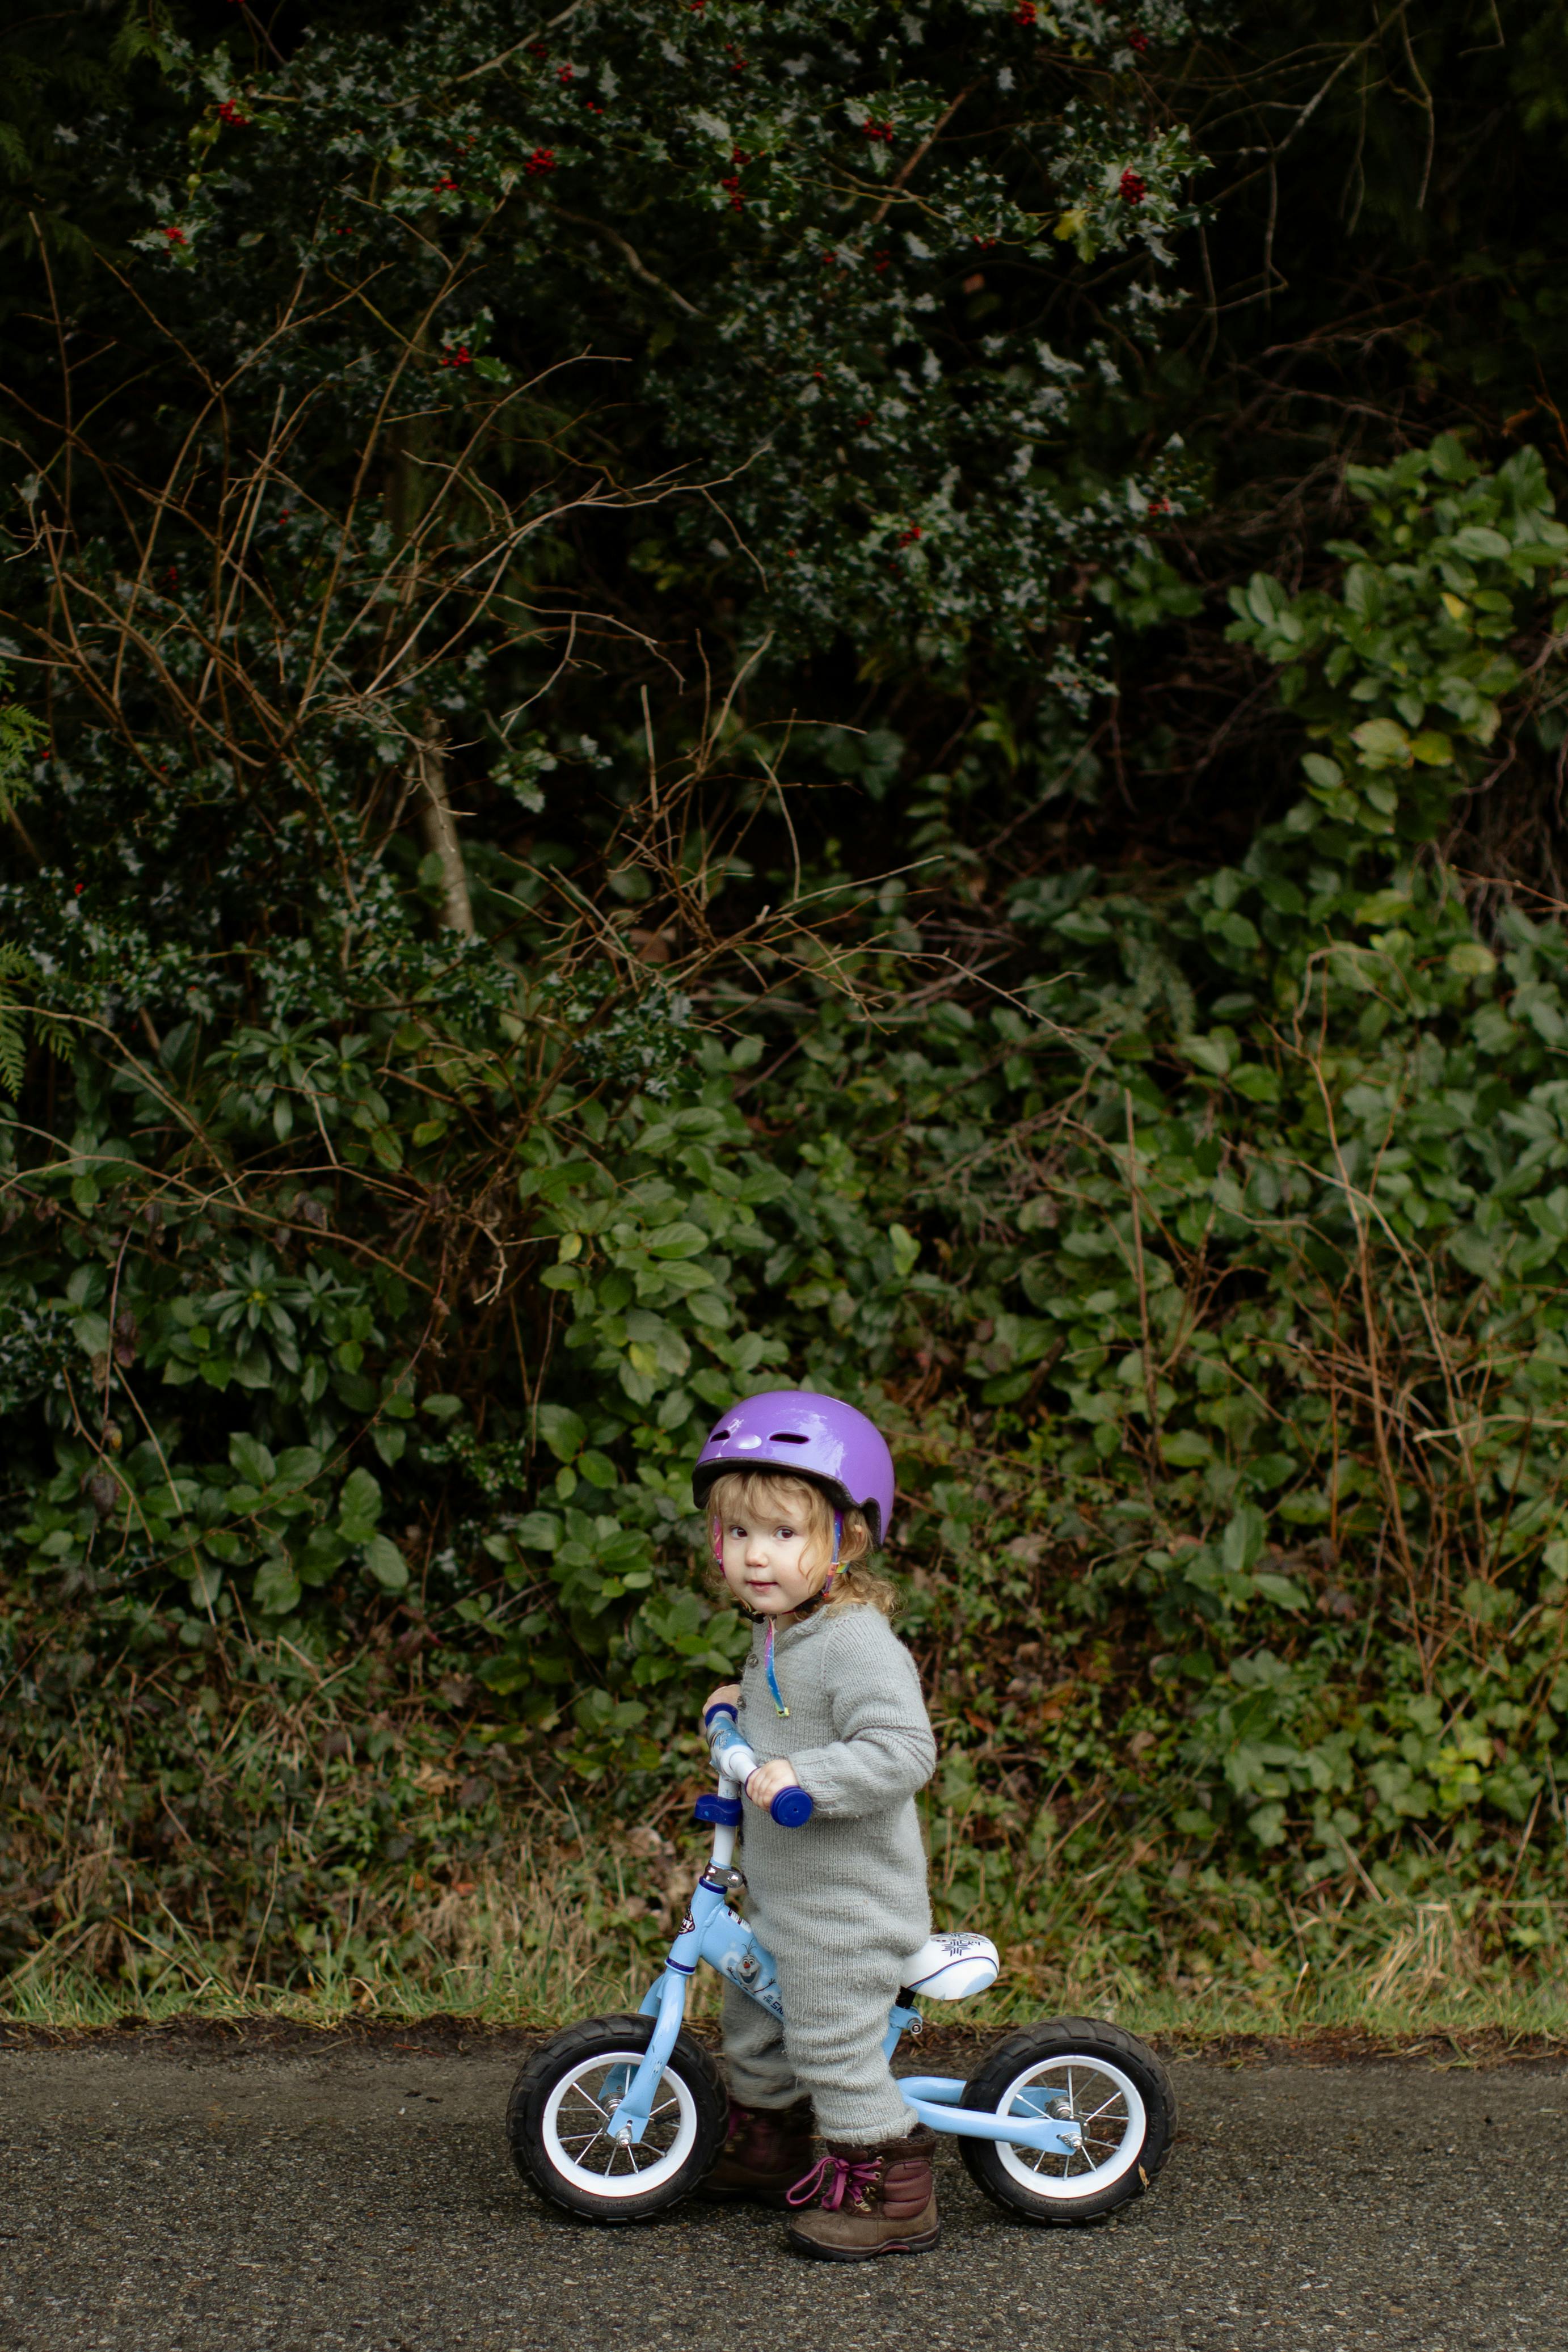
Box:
[786,2151,882,2212]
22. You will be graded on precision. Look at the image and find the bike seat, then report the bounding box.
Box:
[900,1931,1000,2001]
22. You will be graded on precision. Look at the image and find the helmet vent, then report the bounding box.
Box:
[709,1424,734,1440]
[769,1432,809,1444]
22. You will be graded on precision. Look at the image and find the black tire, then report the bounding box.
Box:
[506,2012,726,2224]
[958,2016,1175,2225]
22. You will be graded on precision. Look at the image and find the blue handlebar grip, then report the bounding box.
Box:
[704,1700,739,1730]
[769,1786,813,1828]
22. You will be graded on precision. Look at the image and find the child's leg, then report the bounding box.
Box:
[775,1949,939,2257]
[774,1949,909,2145]
[710,1982,815,2204]
[720,1979,801,2109]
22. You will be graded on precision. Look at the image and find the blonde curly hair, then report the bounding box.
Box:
[706,1470,899,1617]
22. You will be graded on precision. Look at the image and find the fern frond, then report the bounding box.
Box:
[0,664,45,826]
[0,943,41,1099]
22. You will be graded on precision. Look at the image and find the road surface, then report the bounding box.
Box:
[1,2033,1562,2350]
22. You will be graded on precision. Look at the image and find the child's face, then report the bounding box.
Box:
[716,1489,825,1617]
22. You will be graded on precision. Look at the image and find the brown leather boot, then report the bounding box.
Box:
[783,2122,940,2260]
[703,2097,815,2206]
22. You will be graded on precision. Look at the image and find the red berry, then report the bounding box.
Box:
[1129,29,1150,52]
[1119,168,1147,205]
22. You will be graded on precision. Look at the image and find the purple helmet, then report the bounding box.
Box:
[692,1389,897,1549]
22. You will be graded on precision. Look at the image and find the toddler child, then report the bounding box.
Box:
[692,1389,940,2261]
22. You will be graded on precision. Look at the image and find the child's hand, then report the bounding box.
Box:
[702,1683,741,1725]
[744,1757,798,1809]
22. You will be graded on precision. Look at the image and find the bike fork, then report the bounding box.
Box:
[604,1966,692,2146]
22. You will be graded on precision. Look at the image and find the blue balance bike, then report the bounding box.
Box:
[507,1713,1176,2226]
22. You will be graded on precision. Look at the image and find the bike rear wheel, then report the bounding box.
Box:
[958,2017,1175,2224]
[507,2013,726,2223]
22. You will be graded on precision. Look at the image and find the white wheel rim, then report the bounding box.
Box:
[540,2050,699,2201]
[992,2054,1147,2202]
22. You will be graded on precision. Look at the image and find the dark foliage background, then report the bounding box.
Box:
[2,0,1567,2014]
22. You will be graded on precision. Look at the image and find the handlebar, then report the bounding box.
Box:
[705,1706,814,1827]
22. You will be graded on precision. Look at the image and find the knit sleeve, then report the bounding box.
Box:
[786,1610,936,1819]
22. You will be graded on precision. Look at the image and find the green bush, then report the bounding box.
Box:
[5,441,1568,2009]
[5,0,1568,2014]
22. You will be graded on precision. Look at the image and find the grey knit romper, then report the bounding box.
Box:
[723,1601,937,2146]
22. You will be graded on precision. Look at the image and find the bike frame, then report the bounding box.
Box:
[601,1745,1083,2163]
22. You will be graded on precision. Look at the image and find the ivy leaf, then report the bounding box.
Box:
[230,1432,276,1488]
[338,1467,382,1540]
[1221,1506,1266,1575]
[363,1533,410,1591]
[536,1405,587,1461]
[1350,717,1412,769]
[188,1559,224,1608]
[1160,1431,1212,1466]
[254,1554,302,1615]
[515,1511,564,1552]
[647,1221,709,1259]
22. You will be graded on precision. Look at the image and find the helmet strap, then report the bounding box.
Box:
[823,1508,842,1597]
[761,1510,842,1718]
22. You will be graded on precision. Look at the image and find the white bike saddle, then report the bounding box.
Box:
[900,1931,1000,2000]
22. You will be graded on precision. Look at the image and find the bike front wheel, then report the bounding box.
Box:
[958,2017,1175,2224]
[507,2012,726,2224]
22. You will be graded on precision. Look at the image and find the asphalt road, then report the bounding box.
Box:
[1,2035,1563,2352]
